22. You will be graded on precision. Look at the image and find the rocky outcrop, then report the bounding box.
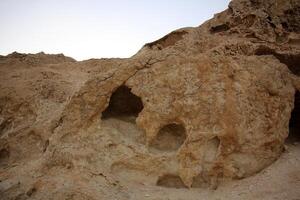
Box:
[0,0,300,199]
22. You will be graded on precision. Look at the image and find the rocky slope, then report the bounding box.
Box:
[0,0,300,199]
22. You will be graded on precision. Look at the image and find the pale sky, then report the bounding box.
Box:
[0,0,230,61]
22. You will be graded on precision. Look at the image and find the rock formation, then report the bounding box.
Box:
[0,0,300,199]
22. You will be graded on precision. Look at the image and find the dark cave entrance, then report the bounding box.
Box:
[287,91,300,144]
[156,174,187,188]
[101,85,143,120]
[254,46,300,76]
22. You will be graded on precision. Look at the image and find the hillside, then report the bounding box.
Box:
[0,0,300,199]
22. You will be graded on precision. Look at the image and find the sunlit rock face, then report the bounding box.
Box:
[1,0,300,198]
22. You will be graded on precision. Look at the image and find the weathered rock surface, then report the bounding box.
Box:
[1,0,300,199]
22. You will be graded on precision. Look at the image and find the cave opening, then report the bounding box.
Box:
[150,123,186,152]
[254,46,300,76]
[287,91,300,144]
[156,174,187,188]
[101,85,143,121]
[144,30,188,50]
[0,147,9,167]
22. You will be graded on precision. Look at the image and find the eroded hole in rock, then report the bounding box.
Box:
[191,173,210,188]
[0,148,10,166]
[102,85,143,121]
[204,137,221,162]
[0,117,12,135]
[274,53,300,76]
[101,85,145,144]
[150,123,186,152]
[156,174,187,188]
[210,24,230,33]
[287,91,300,144]
[282,6,300,33]
[255,46,300,76]
[145,30,188,50]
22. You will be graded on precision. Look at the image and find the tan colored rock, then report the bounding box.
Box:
[0,0,300,199]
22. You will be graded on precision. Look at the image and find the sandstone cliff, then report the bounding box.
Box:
[0,0,300,199]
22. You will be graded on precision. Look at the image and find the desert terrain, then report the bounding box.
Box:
[1,0,300,199]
